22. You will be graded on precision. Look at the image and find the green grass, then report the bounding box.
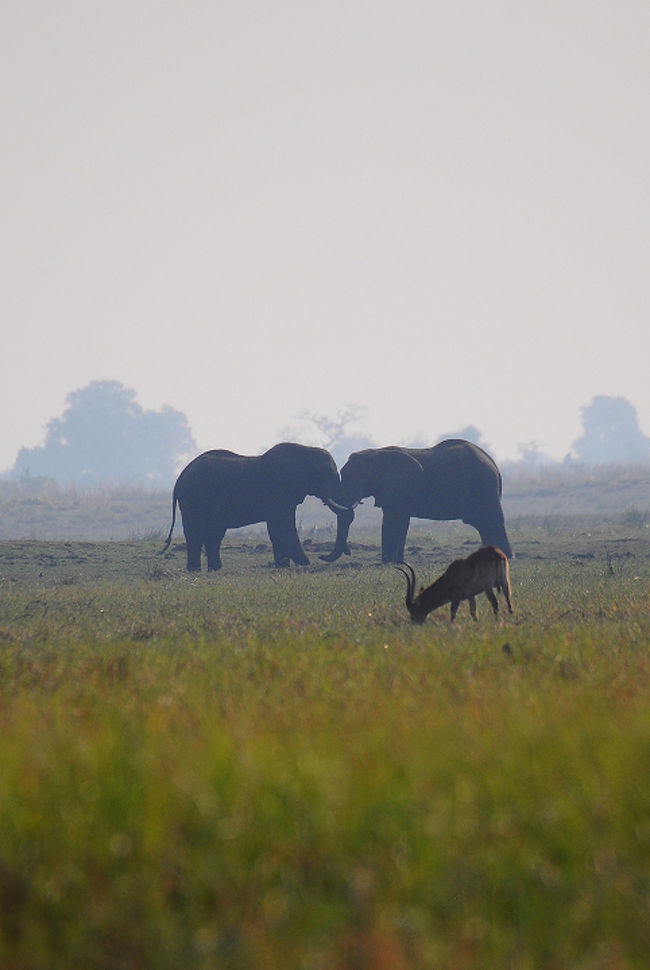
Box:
[0,530,649,969]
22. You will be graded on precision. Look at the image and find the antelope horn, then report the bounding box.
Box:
[396,562,417,606]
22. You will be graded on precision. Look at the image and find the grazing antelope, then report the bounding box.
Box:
[398,546,513,623]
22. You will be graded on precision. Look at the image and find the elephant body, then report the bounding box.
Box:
[324,439,512,563]
[164,442,345,571]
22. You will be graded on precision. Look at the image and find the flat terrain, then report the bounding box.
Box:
[0,524,649,969]
[1,461,649,540]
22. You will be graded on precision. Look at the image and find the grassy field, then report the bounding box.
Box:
[0,525,649,969]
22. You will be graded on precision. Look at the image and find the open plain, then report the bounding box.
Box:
[0,519,649,969]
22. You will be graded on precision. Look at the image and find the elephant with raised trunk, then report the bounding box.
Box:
[321,438,512,564]
[163,442,352,571]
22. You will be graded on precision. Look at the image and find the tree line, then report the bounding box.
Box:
[5,380,650,490]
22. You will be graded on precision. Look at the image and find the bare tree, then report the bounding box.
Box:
[282,405,374,466]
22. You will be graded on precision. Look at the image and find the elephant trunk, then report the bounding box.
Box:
[320,504,355,562]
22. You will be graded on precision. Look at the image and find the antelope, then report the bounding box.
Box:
[398,546,513,623]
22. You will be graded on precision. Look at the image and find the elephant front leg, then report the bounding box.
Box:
[381,510,411,563]
[267,512,309,567]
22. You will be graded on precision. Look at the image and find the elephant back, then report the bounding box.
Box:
[421,439,502,498]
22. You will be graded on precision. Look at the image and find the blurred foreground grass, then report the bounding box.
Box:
[0,530,649,969]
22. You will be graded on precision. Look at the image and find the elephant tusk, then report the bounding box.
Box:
[322,497,353,515]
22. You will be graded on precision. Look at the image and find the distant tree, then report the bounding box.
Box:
[571,395,650,465]
[282,405,375,467]
[517,440,552,466]
[12,380,196,487]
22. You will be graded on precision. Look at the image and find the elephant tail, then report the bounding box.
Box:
[160,488,178,554]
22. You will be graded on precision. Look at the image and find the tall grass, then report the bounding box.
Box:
[0,536,649,968]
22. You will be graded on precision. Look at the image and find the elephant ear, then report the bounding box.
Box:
[372,448,425,508]
[261,443,308,504]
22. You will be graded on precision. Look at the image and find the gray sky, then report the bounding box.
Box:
[3,0,649,472]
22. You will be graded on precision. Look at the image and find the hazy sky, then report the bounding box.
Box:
[3,1,649,473]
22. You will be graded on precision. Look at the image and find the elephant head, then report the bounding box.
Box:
[340,447,425,507]
[260,442,353,538]
[260,442,342,506]
[320,448,424,562]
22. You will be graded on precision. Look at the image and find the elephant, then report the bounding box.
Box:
[321,438,513,564]
[162,442,352,571]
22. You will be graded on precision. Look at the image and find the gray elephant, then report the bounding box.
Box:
[321,438,512,563]
[162,442,351,571]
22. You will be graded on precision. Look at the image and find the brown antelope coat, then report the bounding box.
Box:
[399,546,513,622]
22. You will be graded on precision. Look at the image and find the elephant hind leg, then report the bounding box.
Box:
[468,506,513,559]
[187,549,202,572]
[183,523,203,572]
[381,511,411,563]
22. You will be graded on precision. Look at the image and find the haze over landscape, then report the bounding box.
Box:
[3,1,649,474]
